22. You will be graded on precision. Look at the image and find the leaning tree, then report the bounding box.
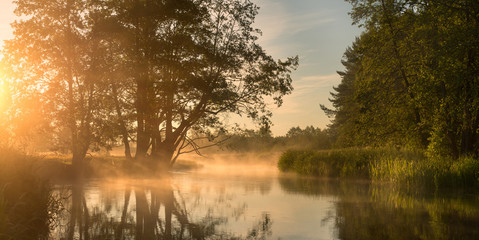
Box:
[110,0,298,170]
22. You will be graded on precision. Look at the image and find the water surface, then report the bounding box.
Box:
[52,164,479,239]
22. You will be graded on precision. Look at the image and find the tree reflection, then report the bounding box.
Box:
[60,177,273,239]
[278,176,479,240]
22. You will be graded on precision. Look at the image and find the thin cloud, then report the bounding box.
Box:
[293,74,340,95]
[300,74,339,82]
[271,73,340,115]
[254,0,335,51]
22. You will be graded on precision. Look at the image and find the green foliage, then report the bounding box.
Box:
[279,148,479,188]
[283,126,332,150]
[225,129,276,153]
[370,154,428,187]
[317,0,479,189]
[226,126,332,153]
[326,0,479,157]
[278,148,381,178]
[277,150,296,172]
[370,154,479,188]
[436,156,479,188]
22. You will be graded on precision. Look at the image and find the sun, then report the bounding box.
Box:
[0,78,10,114]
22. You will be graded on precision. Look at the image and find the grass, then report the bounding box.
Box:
[35,154,205,180]
[371,154,479,188]
[278,148,391,179]
[278,148,479,188]
[0,147,60,239]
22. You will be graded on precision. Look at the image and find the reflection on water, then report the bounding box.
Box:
[53,174,275,240]
[279,177,479,240]
[45,171,479,239]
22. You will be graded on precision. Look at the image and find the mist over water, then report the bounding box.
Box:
[46,155,479,240]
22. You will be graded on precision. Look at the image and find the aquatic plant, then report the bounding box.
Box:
[278,148,383,178]
[278,148,479,188]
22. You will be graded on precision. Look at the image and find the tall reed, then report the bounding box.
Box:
[278,148,479,188]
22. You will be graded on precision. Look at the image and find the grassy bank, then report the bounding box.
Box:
[278,148,479,188]
[0,148,60,239]
[34,154,204,181]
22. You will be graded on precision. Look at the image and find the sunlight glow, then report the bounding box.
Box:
[0,78,8,114]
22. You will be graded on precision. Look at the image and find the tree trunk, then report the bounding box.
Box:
[135,75,150,160]
[134,0,150,160]
[72,151,85,180]
[151,142,175,172]
[112,83,132,159]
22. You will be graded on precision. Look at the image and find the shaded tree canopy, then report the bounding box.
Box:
[225,125,332,152]
[324,0,479,158]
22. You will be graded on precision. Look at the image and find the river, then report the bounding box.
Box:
[50,163,479,240]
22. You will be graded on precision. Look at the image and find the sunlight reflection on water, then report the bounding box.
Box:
[50,164,479,240]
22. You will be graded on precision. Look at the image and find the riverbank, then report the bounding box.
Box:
[0,148,59,239]
[278,148,479,188]
[34,154,204,181]
[0,148,208,238]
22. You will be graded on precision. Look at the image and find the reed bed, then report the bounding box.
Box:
[278,148,479,188]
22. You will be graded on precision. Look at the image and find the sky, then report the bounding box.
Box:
[251,0,362,136]
[0,0,362,136]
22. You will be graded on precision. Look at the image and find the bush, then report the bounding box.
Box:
[278,150,301,172]
[435,156,479,188]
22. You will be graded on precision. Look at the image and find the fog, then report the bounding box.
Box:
[179,152,282,176]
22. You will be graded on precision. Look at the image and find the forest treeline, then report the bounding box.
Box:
[223,125,332,152]
[0,0,298,175]
[322,0,479,159]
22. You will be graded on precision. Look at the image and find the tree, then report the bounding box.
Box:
[3,0,298,173]
[284,126,331,150]
[2,0,116,177]
[321,41,362,147]
[327,0,479,157]
[110,0,298,170]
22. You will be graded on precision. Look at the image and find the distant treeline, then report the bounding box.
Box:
[223,126,332,152]
[321,0,479,159]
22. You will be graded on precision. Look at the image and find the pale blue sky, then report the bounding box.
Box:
[251,0,361,135]
[0,0,362,136]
